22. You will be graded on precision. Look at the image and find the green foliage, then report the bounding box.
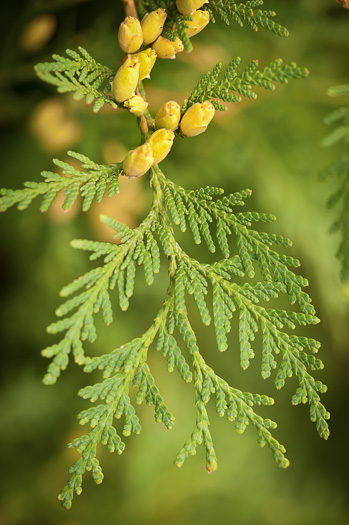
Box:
[206,0,289,37]
[0,151,121,213]
[36,164,328,508]
[183,58,309,111]
[0,0,329,512]
[0,152,330,508]
[42,207,161,386]
[35,47,117,113]
[321,84,349,282]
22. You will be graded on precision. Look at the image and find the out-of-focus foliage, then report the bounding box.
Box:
[0,0,348,523]
[320,83,349,283]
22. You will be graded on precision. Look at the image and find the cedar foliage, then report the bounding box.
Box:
[0,0,329,509]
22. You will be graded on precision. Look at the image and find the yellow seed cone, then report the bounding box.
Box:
[154,101,181,131]
[141,8,167,45]
[146,129,175,164]
[152,35,184,59]
[185,10,210,37]
[134,48,157,81]
[180,101,215,137]
[123,143,154,179]
[124,95,148,117]
[118,16,143,54]
[111,56,140,103]
[176,0,208,16]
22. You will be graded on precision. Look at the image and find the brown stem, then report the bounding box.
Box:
[122,0,139,18]
[140,115,149,135]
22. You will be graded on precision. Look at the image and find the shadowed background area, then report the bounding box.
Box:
[0,0,348,524]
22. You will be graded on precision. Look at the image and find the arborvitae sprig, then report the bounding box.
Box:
[35,47,117,113]
[184,58,309,111]
[173,315,289,471]
[152,168,328,438]
[2,159,329,506]
[206,0,289,37]
[59,296,174,509]
[320,84,349,282]
[42,206,162,385]
[0,151,121,213]
[50,162,329,507]
[0,0,329,510]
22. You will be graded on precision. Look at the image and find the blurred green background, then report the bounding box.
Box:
[0,0,348,524]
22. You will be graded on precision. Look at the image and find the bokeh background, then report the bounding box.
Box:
[0,1,348,524]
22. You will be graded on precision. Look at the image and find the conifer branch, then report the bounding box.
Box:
[35,47,117,112]
[42,203,162,385]
[152,166,329,438]
[173,312,289,471]
[184,58,309,111]
[59,292,174,509]
[206,0,289,37]
[0,151,121,213]
[44,161,329,505]
[0,0,330,509]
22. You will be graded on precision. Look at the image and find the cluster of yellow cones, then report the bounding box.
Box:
[112,0,215,179]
